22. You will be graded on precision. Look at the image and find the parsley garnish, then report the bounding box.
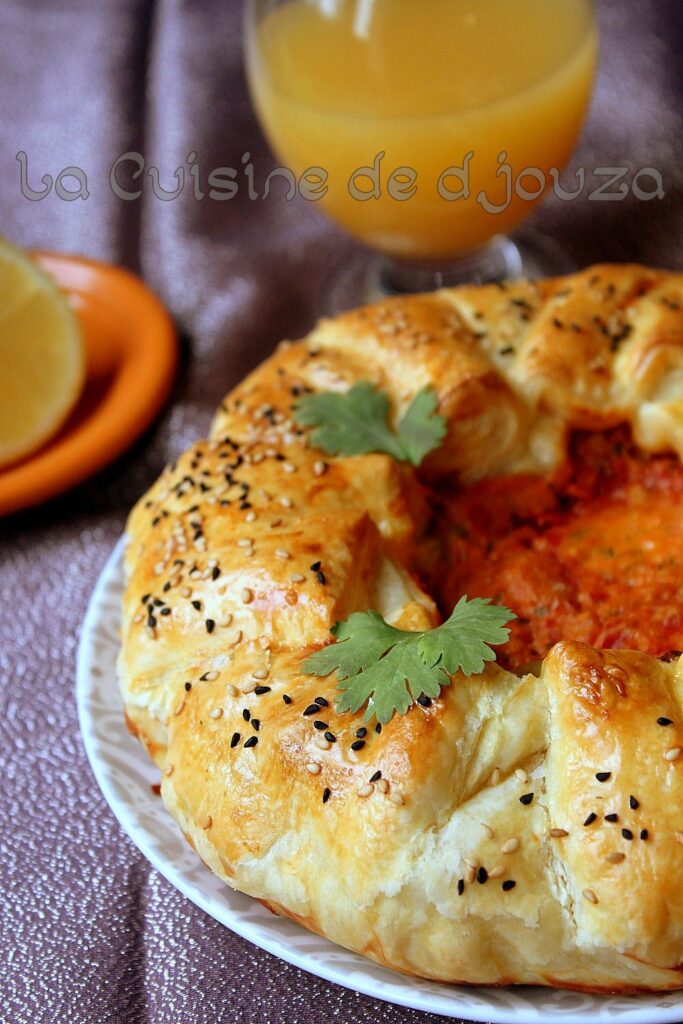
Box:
[293,382,446,466]
[302,596,516,724]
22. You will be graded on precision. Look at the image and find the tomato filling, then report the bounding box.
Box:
[434,428,683,669]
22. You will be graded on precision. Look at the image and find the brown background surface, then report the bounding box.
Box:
[2,1,683,1021]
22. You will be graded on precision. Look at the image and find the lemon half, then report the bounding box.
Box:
[0,239,84,470]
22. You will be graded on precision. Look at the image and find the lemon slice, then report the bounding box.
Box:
[0,239,85,470]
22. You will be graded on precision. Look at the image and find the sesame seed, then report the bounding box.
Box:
[621,828,634,841]
[306,762,321,775]
[164,764,174,776]
[481,823,494,840]
[241,588,254,604]
[596,771,611,782]
[251,668,269,680]
[665,747,682,762]
[202,815,213,830]
[237,538,252,548]
[290,573,306,583]
[245,510,256,522]
[244,736,258,749]
[489,768,501,785]
[315,736,331,750]
[606,852,625,864]
[351,740,366,752]
[377,778,389,793]
[488,865,505,879]
[465,865,477,884]
[240,681,257,694]
[283,462,296,474]
[501,838,519,854]
[357,783,374,797]
[502,880,516,892]
[174,701,185,716]
[204,671,220,681]
[514,769,529,784]
[584,812,597,826]
[322,787,331,803]
[180,586,192,598]
[519,793,534,805]
[275,548,290,560]
[676,832,683,846]
[657,716,673,726]
[230,732,240,748]
[313,460,327,477]
[583,888,599,905]
[550,828,569,838]
[209,708,223,719]
[629,795,639,810]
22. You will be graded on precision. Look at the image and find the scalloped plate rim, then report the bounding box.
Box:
[76,536,683,1024]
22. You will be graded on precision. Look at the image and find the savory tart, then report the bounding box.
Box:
[119,264,683,992]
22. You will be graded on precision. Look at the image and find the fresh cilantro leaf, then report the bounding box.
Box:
[302,596,516,724]
[293,381,446,466]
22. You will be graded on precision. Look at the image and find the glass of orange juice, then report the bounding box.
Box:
[245,0,598,300]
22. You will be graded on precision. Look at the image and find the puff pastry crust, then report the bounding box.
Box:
[120,265,683,991]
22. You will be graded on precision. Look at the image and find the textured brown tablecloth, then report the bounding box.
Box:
[2,2,683,1022]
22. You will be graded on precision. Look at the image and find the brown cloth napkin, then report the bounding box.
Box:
[2,1,683,1021]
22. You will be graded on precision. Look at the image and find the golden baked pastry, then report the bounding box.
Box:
[119,264,683,992]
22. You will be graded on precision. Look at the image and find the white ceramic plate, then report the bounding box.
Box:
[77,537,683,1024]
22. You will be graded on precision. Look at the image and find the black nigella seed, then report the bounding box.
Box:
[322,787,331,803]
[313,720,328,731]
[324,731,337,743]
[303,704,318,717]
[629,795,639,810]
[212,566,220,580]
[584,812,597,826]
[160,607,171,616]
[206,619,215,634]
[230,732,240,748]
[356,727,367,738]
[605,813,619,823]
[640,829,649,840]
[314,696,329,708]
[184,682,192,691]
[243,708,251,722]
[657,716,673,726]
[502,880,516,891]
[375,723,382,734]
[477,867,488,884]
[596,772,611,782]
[417,695,432,708]
[621,828,634,841]
[457,879,465,896]
[192,600,202,610]
[251,719,260,731]
[316,571,326,585]
[519,793,534,806]
[147,615,157,628]
[370,770,382,783]
[244,736,258,749]
[310,561,321,572]
[351,740,366,752]
[162,581,171,592]
[283,694,292,705]
[141,593,151,604]
[254,686,271,695]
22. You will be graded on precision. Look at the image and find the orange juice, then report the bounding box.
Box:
[247,0,597,259]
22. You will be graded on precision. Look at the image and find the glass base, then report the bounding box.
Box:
[323,232,574,315]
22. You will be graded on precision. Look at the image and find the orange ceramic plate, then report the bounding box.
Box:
[0,251,177,517]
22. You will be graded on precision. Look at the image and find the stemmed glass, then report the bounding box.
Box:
[245,0,598,305]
